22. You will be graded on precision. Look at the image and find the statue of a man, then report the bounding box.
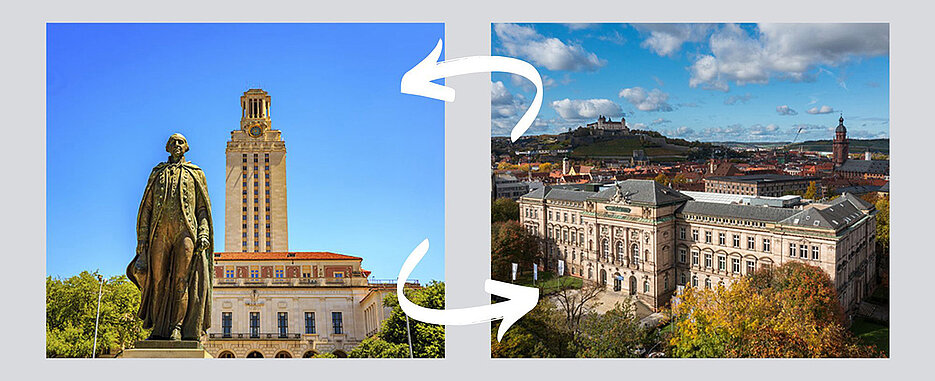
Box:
[127,133,214,341]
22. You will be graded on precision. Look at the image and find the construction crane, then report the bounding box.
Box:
[788,127,804,152]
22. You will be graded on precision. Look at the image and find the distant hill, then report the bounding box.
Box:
[790,138,890,153]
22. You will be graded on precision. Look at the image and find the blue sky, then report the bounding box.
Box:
[47,23,445,282]
[491,23,889,142]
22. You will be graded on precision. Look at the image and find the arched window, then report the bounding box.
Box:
[302,351,318,358]
[588,267,593,279]
[246,351,264,358]
[601,239,610,260]
[643,280,650,293]
[705,278,712,289]
[217,351,235,358]
[691,275,698,287]
[615,241,624,262]
[274,351,292,358]
[631,244,640,266]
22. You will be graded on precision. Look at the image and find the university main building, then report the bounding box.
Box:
[205,89,411,358]
[518,179,877,314]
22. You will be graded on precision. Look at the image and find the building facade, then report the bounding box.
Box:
[225,89,289,253]
[518,180,877,314]
[704,174,817,197]
[208,89,410,358]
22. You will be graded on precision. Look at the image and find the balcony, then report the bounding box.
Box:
[207,332,302,340]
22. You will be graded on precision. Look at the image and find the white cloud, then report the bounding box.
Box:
[618,87,674,112]
[670,126,695,137]
[494,23,606,71]
[564,23,595,31]
[633,23,714,57]
[651,118,671,125]
[724,93,754,105]
[807,105,835,114]
[749,123,781,136]
[688,23,888,91]
[550,98,623,120]
[510,73,556,92]
[776,105,798,115]
[491,81,526,120]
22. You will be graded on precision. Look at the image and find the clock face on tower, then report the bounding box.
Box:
[248,124,264,138]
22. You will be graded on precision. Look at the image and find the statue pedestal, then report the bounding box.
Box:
[119,340,213,358]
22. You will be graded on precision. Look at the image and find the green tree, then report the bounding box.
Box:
[576,302,649,358]
[653,173,670,186]
[491,197,520,223]
[350,281,445,358]
[667,262,880,358]
[492,300,576,358]
[875,197,889,253]
[46,272,148,358]
[491,221,540,281]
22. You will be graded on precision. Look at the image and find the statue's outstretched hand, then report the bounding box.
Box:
[196,236,210,253]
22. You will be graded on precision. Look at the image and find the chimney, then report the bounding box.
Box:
[562,157,569,175]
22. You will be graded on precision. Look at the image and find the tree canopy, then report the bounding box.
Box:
[47,272,148,358]
[667,262,880,358]
[349,281,445,358]
[491,197,520,223]
[491,221,540,281]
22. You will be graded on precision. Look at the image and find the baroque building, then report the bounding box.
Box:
[518,179,877,314]
[208,89,412,358]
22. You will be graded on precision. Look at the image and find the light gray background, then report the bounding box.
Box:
[3,0,933,379]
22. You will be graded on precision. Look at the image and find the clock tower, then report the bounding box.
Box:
[225,88,288,253]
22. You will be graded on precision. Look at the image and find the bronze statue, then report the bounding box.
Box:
[127,133,214,341]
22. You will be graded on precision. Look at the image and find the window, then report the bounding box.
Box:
[305,312,316,334]
[763,238,771,252]
[580,233,585,245]
[799,244,808,259]
[678,247,687,263]
[718,233,725,246]
[746,260,756,274]
[680,272,686,285]
[249,266,259,278]
[548,211,552,220]
[789,243,796,257]
[222,312,232,338]
[704,253,712,268]
[301,265,312,278]
[811,245,820,260]
[631,244,640,266]
[718,255,726,271]
[731,258,741,274]
[705,231,712,243]
[616,241,625,262]
[733,234,741,248]
[571,214,576,224]
[691,275,698,287]
[692,229,699,241]
[225,268,234,278]
[278,312,288,338]
[332,312,344,334]
[249,312,260,338]
[747,236,755,250]
[679,227,686,240]
[691,250,699,267]
[275,266,284,278]
[563,213,568,222]
[705,278,712,289]
[334,271,345,278]
[643,280,650,293]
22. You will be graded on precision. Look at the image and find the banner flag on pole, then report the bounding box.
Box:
[533,263,538,281]
[557,260,565,276]
[511,263,518,282]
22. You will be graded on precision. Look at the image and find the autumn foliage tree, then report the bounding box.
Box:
[491,221,540,281]
[667,262,880,358]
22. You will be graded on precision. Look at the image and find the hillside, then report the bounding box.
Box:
[790,138,890,153]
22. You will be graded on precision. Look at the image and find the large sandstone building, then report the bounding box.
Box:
[518,180,877,314]
[207,89,410,358]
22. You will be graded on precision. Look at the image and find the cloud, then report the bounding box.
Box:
[688,23,889,91]
[724,93,754,105]
[633,23,714,57]
[749,123,781,136]
[511,73,556,92]
[494,23,606,71]
[669,126,695,137]
[791,123,832,135]
[651,118,671,125]
[618,87,674,112]
[652,76,665,87]
[491,81,526,120]
[564,23,595,31]
[550,98,623,120]
[776,105,798,115]
[806,105,835,114]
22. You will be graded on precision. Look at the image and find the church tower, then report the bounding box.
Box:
[225,89,288,252]
[832,115,849,167]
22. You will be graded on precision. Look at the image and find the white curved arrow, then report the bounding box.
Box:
[401,38,543,142]
[397,239,539,342]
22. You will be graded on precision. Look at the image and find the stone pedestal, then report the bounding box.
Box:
[119,340,213,358]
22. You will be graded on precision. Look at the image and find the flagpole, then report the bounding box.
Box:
[92,274,104,358]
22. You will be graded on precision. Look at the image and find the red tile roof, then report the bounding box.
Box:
[214,252,362,261]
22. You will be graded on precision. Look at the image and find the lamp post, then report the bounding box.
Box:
[405,314,414,358]
[92,274,104,358]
